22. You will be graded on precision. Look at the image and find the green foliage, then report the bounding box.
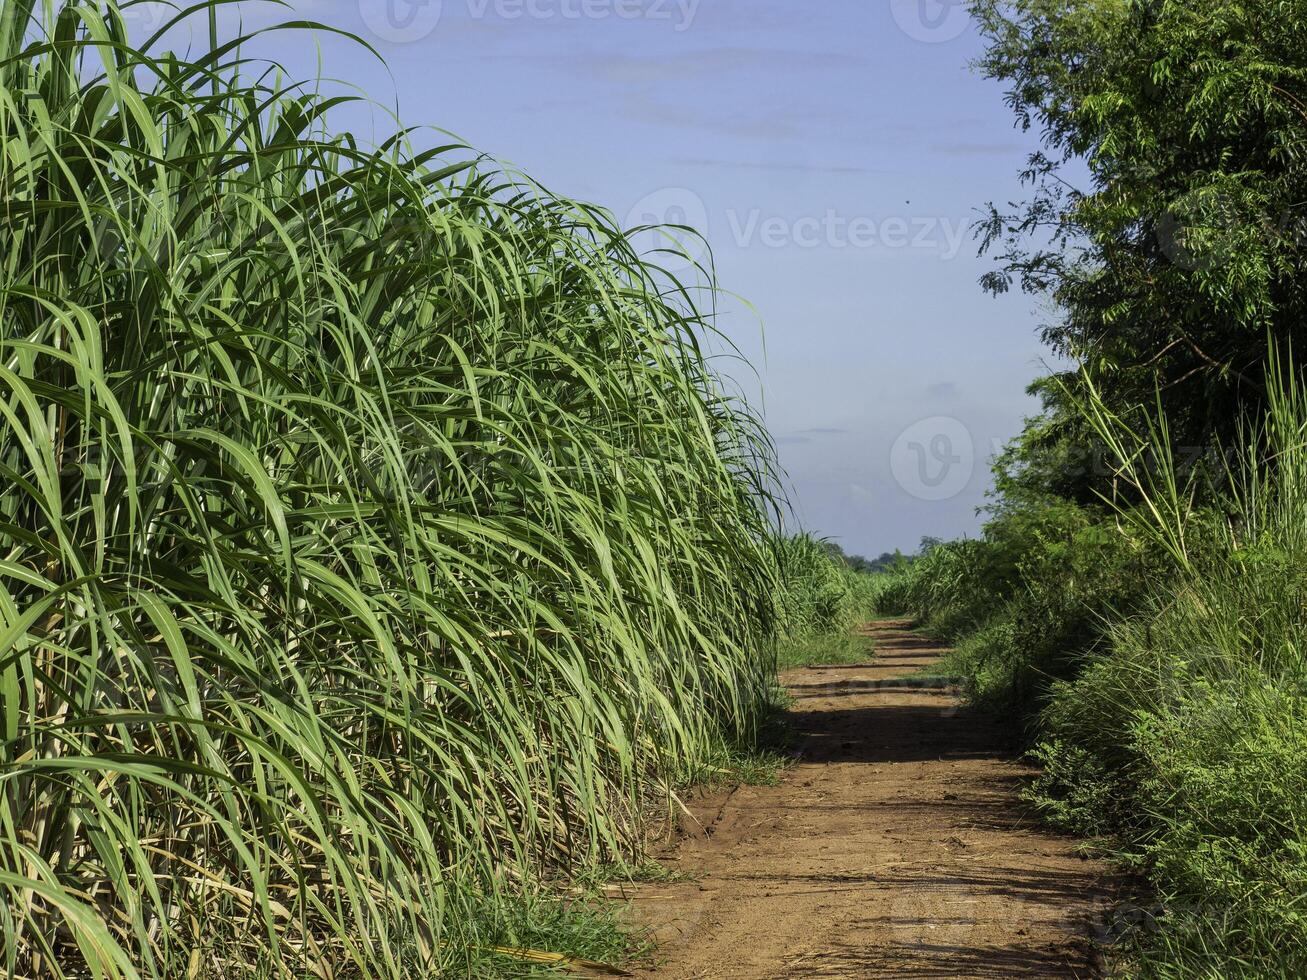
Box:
[974,0,1307,499]
[877,505,1159,721]
[1027,372,1307,973]
[773,534,885,668]
[0,3,782,975]
[922,363,1307,975]
[914,3,1307,972]
[1033,560,1307,975]
[776,534,880,638]
[875,538,990,633]
[456,890,653,978]
[776,534,856,639]
[774,631,873,670]
[579,859,695,887]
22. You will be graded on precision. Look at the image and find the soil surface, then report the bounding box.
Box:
[618,620,1113,979]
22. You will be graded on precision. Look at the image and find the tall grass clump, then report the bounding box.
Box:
[774,534,881,666]
[1022,361,1307,976]
[776,534,854,639]
[891,363,1307,972]
[0,2,781,975]
[871,539,990,633]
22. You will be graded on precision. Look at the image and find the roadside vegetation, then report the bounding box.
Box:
[880,1,1307,975]
[0,4,895,973]
[13,0,1305,976]
[0,3,793,976]
[775,534,886,668]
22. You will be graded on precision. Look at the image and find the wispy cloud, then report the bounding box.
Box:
[928,141,1027,157]
[673,157,897,176]
[777,427,846,445]
[506,47,871,83]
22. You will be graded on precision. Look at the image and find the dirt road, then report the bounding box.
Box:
[622,620,1111,979]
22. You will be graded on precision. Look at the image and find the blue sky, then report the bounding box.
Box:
[157,0,1062,557]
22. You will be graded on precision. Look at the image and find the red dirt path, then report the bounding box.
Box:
[619,620,1112,979]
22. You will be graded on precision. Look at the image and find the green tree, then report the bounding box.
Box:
[974,0,1307,496]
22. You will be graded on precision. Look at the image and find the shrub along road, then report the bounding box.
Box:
[621,620,1113,978]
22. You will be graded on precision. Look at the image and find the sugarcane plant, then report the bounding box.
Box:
[0,1,783,975]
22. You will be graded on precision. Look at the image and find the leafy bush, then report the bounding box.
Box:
[881,502,1160,721]
[957,0,1307,971]
[1033,561,1307,975]
[1017,364,1307,975]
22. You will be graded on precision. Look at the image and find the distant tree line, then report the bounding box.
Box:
[819,537,943,574]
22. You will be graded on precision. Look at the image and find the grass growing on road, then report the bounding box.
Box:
[776,632,875,669]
